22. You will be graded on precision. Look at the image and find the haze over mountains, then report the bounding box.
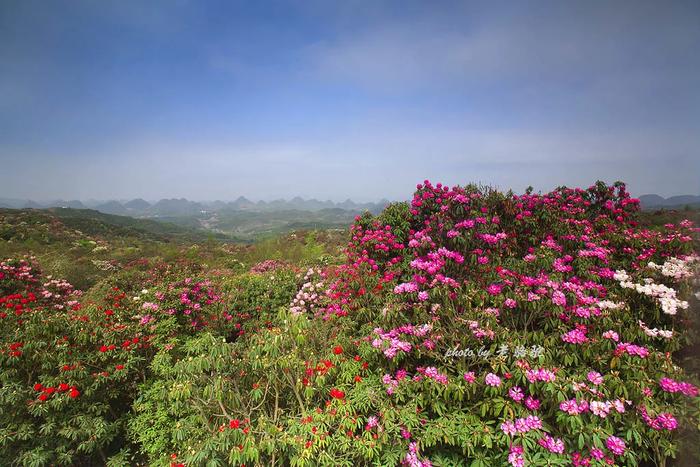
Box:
[637,194,700,209]
[1,192,698,219]
[0,196,391,216]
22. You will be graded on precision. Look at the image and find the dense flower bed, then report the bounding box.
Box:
[1,181,698,466]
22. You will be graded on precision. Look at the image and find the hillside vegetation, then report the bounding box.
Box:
[1,181,699,467]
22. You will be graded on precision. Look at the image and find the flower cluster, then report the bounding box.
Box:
[290,268,326,315]
[658,377,699,397]
[501,415,543,435]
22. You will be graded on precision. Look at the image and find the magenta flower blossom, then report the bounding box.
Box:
[587,371,603,385]
[485,373,502,387]
[403,442,432,467]
[524,396,541,410]
[615,342,649,358]
[365,415,379,430]
[508,386,524,402]
[659,377,699,397]
[487,284,503,295]
[605,436,626,456]
[508,445,525,467]
[526,368,556,383]
[552,290,567,307]
[602,330,619,341]
[538,434,565,454]
[562,328,589,344]
[418,366,448,385]
[139,314,154,325]
[502,415,542,436]
[560,399,588,415]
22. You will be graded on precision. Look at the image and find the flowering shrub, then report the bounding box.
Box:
[1,181,699,466]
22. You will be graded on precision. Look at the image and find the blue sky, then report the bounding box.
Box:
[1,0,699,201]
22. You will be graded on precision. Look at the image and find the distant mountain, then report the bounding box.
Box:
[0,198,32,209]
[149,198,205,216]
[23,200,43,209]
[229,196,256,210]
[95,200,128,215]
[124,198,151,210]
[639,194,700,209]
[45,199,85,209]
[0,196,392,216]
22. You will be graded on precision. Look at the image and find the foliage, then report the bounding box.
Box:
[1,181,699,466]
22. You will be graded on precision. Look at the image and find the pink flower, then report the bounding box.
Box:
[615,342,649,358]
[605,436,626,456]
[590,400,611,418]
[365,415,379,430]
[656,413,678,430]
[139,314,154,325]
[463,372,476,383]
[487,284,503,295]
[560,399,588,415]
[508,445,525,467]
[509,386,524,402]
[659,377,699,397]
[485,373,502,387]
[602,330,619,341]
[562,328,588,344]
[524,396,540,410]
[587,371,603,386]
[501,420,517,436]
[552,290,567,307]
[526,368,556,383]
[538,434,565,454]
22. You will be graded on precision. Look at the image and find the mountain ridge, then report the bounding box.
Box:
[0,196,391,216]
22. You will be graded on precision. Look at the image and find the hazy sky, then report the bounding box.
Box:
[1,0,699,201]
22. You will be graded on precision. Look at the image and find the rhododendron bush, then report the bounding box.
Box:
[1,181,699,466]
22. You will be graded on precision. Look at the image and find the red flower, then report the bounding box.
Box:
[354,355,361,362]
[69,387,80,398]
[229,419,240,429]
[58,383,70,392]
[333,345,343,355]
[330,388,345,399]
[99,345,108,353]
[115,364,124,370]
[38,394,48,401]
[33,383,43,391]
